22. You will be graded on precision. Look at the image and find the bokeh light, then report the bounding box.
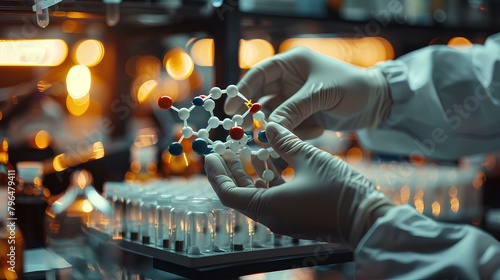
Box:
[164,48,194,80]
[190,38,214,66]
[279,37,394,67]
[137,80,158,104]
[53,154,67,172]
[239,39,275,69]
[448,37,473,49]
[0,39,68,66]
[34,130,51,149]
[74,39,105,66]
[346,147,363,164]
[66,94,90,116]
[67,65,91,99]
[432,201,441,216]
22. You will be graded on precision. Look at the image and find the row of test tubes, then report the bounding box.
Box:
[100,177,289,255]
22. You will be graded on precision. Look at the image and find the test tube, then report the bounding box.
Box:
[156,194,173,249]
[232,210,253,251]
[211,198,234,252]
[140,191,158,245]
[169,196,189,252]
[103,0,122,27]
[125,188,144,241]
[185,198,214,255]
[35,0,49,28]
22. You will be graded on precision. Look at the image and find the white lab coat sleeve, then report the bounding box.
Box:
[357,33,500,160]
[354,205,500,279]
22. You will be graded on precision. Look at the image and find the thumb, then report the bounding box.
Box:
[265,122,316,169]
[204,154,264,218]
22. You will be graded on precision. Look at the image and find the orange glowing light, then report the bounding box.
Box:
[82,200,93,213]
[279,37,394,67]
[66,94,90,116]
[346,147,363,164]
[34,130,51,149]
[190,38,214,66]
[239,39,275,69]
[76,170,92,189]
[0,39,68,66]
[414,198,424,213]
[91,142,105,159]
[432,201,441,216]
[448,37,473,49]
[472,171,486,189]
[399,185,410,204]
[137,80,158,104]
[450,197,460,213]
[74,39,104,67]
[53,154,67,172]
[281,166,295,181]
[62,20,77,33]
[164,48,194,80]
[67,65,91,99]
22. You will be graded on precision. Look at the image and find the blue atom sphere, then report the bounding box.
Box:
[192,97,204,106]
[245,131,254,143]
[257,130,268,143]
[192,138,209,155]
[168,142,184,156]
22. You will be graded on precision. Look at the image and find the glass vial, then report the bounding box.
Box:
[232,210,253,251]
[211,198,234,252]
[140,191,157,245]
[155,194,172,249]
[169,196,189,252]
[125,188,144,241]
[35,0,49,28]
[185,198,214,255]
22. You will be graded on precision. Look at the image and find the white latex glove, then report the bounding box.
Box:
[204,122,394,250]
[225,47,392,139]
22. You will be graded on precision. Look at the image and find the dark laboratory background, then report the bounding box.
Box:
[1,0,500,279]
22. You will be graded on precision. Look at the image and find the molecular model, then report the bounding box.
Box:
[157,85,279,182]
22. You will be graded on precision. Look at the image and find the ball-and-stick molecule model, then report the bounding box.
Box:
[158,85,278,182]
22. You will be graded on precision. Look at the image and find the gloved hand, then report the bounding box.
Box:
[225,47,392,139]
[204,122,395,250]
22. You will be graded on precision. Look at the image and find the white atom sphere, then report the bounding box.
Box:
[270,149,280,158]
[198,129,209,139]
[253,111,265,121]
[257,148,270,161]
[208,116,220,128]
[262,170,275,182]
[229,141,240,153]
[232,114,244,125]
[178,108,190,120]
[226,85,238,97]
[239,134,248,146]
[222,118,234,130]
[182,126,193,138]
[213,142,226,155]
[203,99,216,111]
[239,146,252,159]
[210,87,223,99]
[226,135,232,142]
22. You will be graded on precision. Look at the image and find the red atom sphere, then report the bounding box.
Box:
[158,96,173,110]
[200,95,206,99]
[229,126,245,140]
[249,103,262,114]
